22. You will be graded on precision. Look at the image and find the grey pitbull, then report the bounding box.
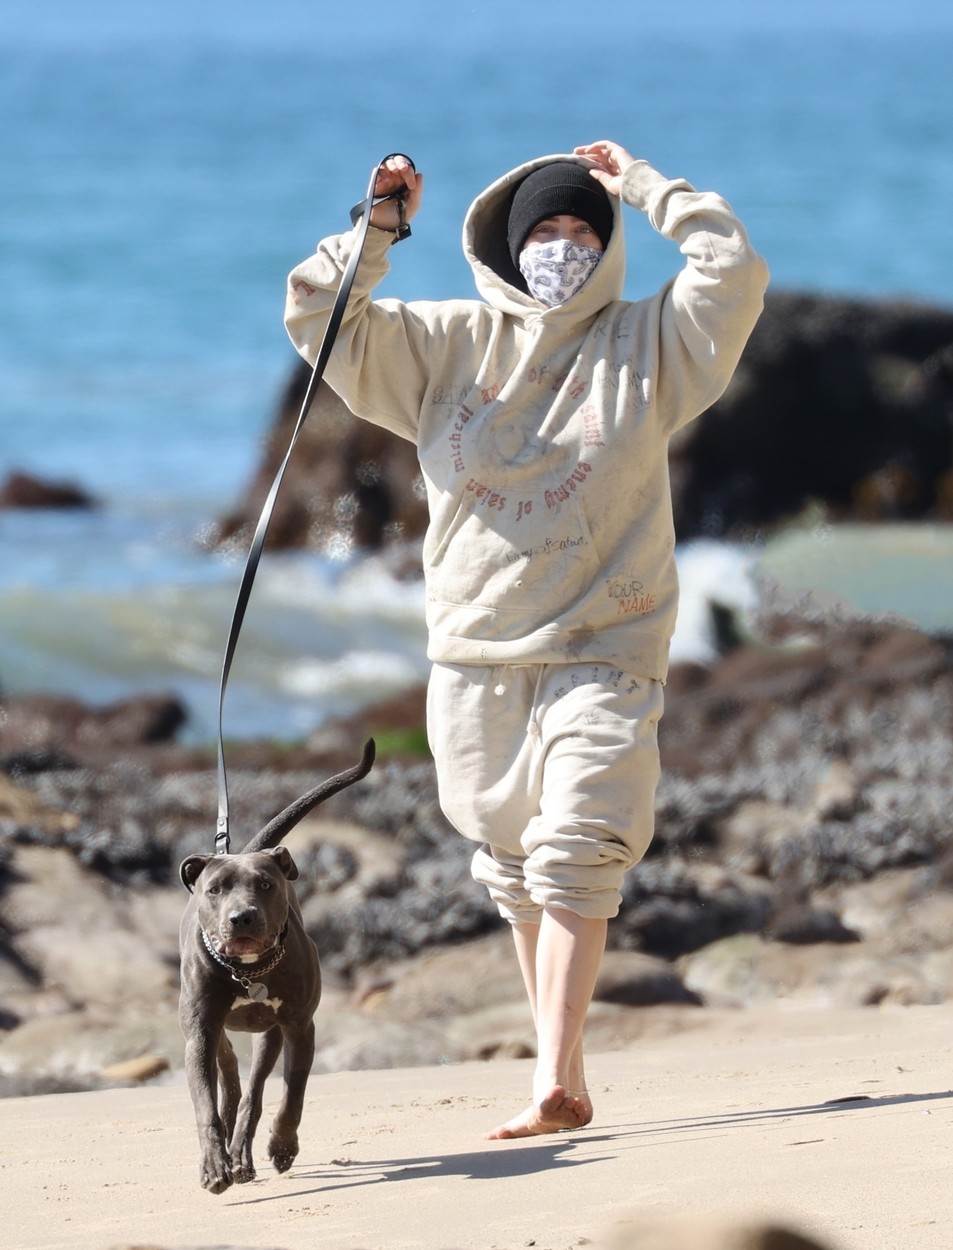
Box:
[178,740,374,1193]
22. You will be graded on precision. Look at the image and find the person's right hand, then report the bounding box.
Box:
[369,155,424,231]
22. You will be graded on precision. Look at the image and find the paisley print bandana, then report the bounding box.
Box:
[518,238,603,307]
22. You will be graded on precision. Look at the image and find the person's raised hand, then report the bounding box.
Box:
[573,141,637,197]
[369,155,424,231]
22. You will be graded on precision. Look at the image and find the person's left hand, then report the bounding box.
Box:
[573,140,637,196]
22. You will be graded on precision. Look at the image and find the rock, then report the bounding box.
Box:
[444,999,703,1061]
[444,1001,536,1060]
[765,904,859,946]
[0,693,186,758]
[351,931,526,1022]
[678,933,942,1009]
[615,860,774,959]
[2,846,180,1009]
[211,375,428,556]
[807,759,858,822]
[714,799,809,876]
[0,774,79,835]
[594,950,702,1006]
[311,1007,460,1072]
[313,684,429,758]
[667,292,953,540]
[820,871,953,957]
[285,817,403,905]
[0,747,78,776]
[0,1071,104,1097]
[0,1008,181,1081]
[0,470,96,509]
[100,1053,170,1082]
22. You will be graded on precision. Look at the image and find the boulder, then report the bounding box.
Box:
[678,933,944,1009]
[594,950,702,1007]
[210,375,427,555]
[0,1008,182,1082]
[0,693,186,758]
[100,1053,170,1082]
[351,930,526,1022]
[0,470,96,510]
[667,292,953,540]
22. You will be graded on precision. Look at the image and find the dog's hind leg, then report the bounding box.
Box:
[230,1025,283,1184]
[217,1034,241,1147]
[268,1020,315,1174]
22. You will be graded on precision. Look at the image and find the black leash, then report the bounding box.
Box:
[215,153,416,855]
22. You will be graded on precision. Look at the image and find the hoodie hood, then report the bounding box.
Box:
[462,153,626,328]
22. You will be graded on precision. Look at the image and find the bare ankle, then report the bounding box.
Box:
[533,1067,564,1102]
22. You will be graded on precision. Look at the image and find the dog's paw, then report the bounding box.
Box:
[231,1159,257,1184]
[200,1149,233,1194]
[268,1132,298,1174]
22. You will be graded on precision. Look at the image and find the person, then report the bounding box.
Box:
[285,141,769,1139]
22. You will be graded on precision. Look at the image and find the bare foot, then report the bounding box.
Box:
[565,1090,593,1127]
[485,1085,592,1140]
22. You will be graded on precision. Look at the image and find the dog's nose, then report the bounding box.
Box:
[228,908,258,930]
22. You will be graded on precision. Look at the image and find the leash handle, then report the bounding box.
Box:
[215,153,415,854]
[349,153,416,241]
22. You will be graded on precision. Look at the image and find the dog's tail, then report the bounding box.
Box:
[241,739,376,853]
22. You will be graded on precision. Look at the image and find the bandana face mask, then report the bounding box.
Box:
[518,238,602,307]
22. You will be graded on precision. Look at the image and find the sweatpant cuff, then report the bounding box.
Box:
[527,885,623,921]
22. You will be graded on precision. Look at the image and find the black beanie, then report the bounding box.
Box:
[507,161,613,267]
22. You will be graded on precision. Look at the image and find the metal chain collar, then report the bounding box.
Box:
[201,927,286,996]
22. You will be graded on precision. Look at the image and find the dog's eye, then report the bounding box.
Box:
[258,879,271,891]
[206,885,220,895]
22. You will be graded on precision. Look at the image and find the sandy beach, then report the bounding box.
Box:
[6,1002,953,1250]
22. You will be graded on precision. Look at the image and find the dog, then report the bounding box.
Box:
[178,740,374,1193]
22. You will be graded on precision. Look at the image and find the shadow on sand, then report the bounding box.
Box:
[226,1087,953,1206]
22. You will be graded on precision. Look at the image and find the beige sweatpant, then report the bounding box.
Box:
[426,661,664,923]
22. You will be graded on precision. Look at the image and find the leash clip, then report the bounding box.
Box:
[215,817,230,856]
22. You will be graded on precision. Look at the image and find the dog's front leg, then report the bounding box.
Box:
[183,1020,233,1194]
[230,1025,283,1183]
[268,1020,315,1174]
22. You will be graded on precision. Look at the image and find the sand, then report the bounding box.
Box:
[5,1003,953,1250]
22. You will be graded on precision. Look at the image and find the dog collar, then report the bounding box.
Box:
[201,925,287,1002]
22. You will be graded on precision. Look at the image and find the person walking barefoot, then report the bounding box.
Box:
[285,141,768,1139]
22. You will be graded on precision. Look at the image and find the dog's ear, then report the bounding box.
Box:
[179,854,210,893]
[265,846,299,881]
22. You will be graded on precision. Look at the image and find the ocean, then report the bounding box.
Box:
[3,1,952,742]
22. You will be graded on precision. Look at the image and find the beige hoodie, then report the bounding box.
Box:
[285,154,769,684]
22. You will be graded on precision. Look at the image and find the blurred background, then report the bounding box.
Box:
[2,0,953,1097]
[4,0,953,739]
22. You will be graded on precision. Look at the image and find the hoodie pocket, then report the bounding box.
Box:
[428,485,602,614]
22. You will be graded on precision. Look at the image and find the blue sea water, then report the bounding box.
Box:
[2,1,952,740]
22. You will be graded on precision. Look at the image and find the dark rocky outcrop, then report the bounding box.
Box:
[0,470,97,510]
[214,292,953,554]
[668,292,953,539]
[0,693,187,760]
[210,375,427,555]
